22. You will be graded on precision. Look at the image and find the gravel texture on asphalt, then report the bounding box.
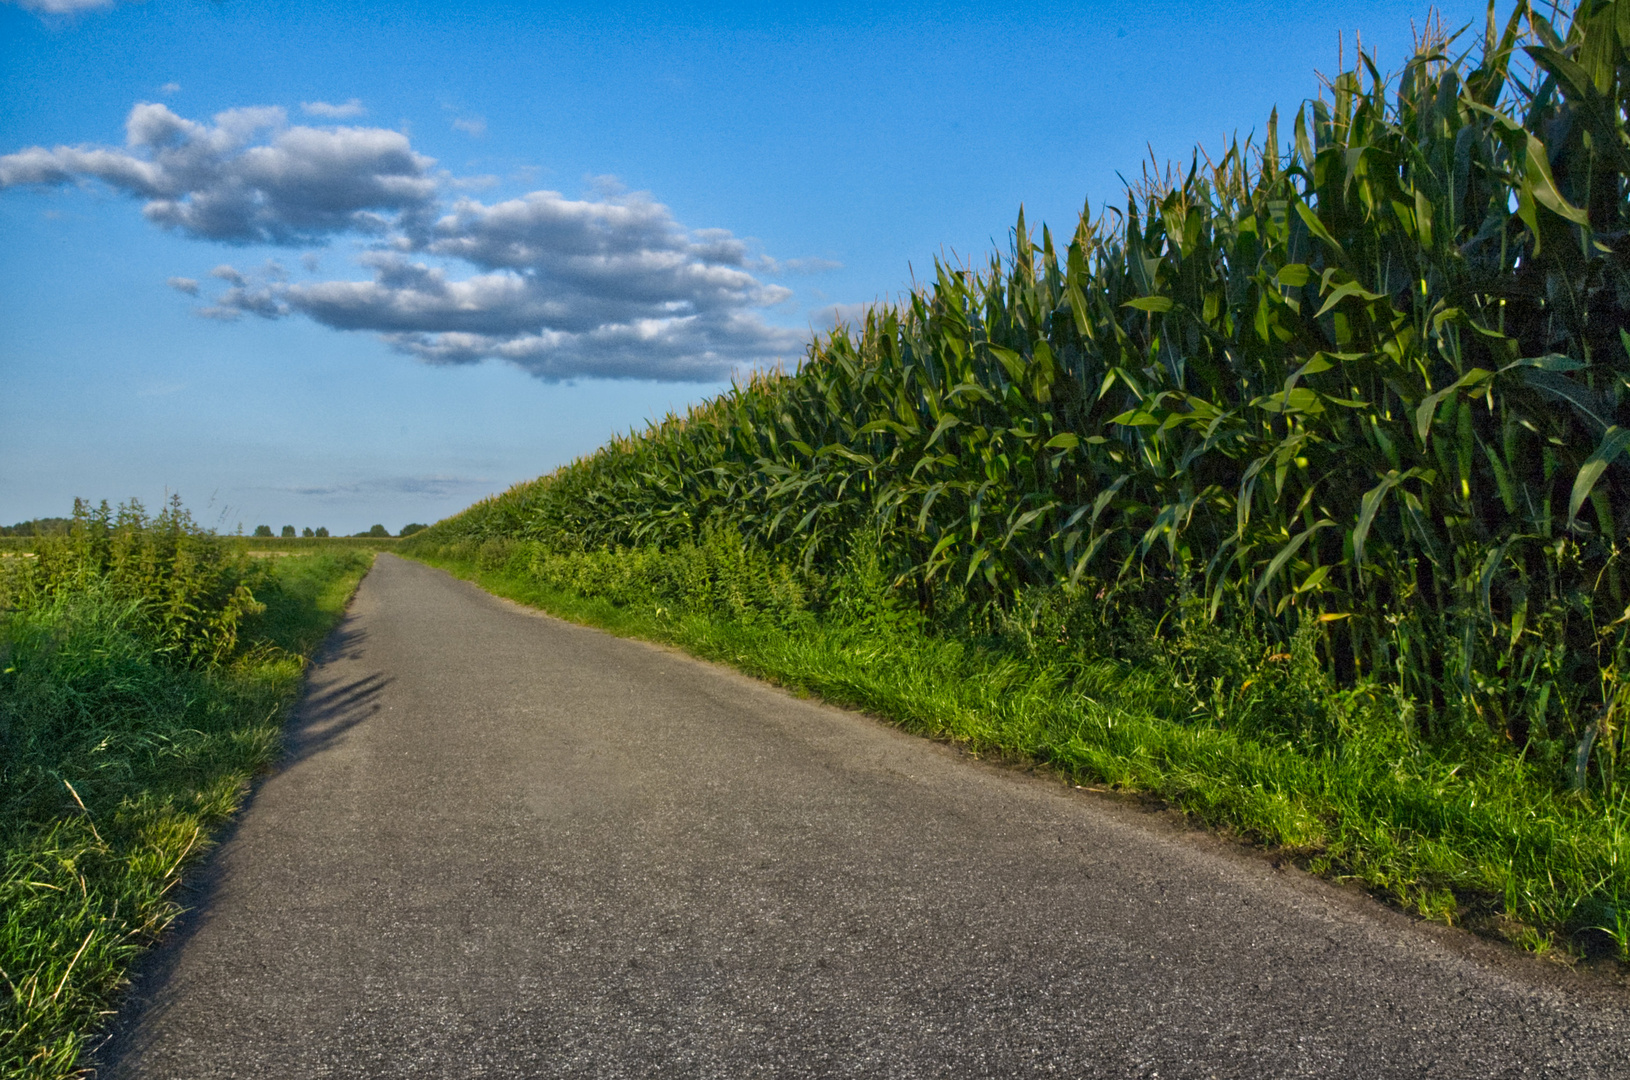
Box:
[97,554,1630,1078]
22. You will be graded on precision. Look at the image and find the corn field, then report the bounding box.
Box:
[431,2,1630,795]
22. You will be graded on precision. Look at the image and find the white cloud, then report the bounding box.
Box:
[302,99,366,119]
[8,0,117,12]
[166,276,199,295]
[2,102,814,381]
[451,116,487,137]
[0,103,437,245]
[757,255,843,275]
[278,475,488,499]
[206,188,803,380]
[158,82,181,96]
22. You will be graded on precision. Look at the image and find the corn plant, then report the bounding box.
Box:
[425,1,1629,793]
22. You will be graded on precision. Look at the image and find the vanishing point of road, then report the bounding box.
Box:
[98,555,1630,1078]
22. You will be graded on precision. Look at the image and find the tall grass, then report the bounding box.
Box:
[412,2,1630,956]
[0,499,372,1078]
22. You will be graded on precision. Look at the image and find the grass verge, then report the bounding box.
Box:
[407,539,1630,971]
[0,550,373,1078]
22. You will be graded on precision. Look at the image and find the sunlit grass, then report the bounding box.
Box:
[0,544,372,1079]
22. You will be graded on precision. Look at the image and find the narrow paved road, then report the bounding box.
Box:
[99,554,1629,1078]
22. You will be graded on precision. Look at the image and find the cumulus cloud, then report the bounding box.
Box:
[166,276,199,295]
[0,103,436,245]
[3,102,812,381]
[202,189,803,379]
[302,99,366,119]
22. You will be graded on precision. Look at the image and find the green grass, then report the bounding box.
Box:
[407,535,1630,968]
[0,549,373,1079]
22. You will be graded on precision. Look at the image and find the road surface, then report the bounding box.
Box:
[98,554,1630,1078]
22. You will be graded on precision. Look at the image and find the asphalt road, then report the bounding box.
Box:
[97,554,1630,1079]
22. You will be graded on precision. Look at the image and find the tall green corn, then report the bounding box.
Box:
[428,1,1630,791]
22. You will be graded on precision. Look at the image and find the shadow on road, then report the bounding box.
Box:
[88,620,385,1076]
[283,669,391,767]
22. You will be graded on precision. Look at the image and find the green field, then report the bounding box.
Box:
[0,499,373,1079]
[238,535,400,553]
[408,3,1630,963]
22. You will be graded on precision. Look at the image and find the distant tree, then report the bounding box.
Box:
[367,524,389,538]
[314,527,330,537]
[399,523,428,537]
[280,525,296,538]
[0,517,71,537]
[302,527,314,537]
[252,525,273,537]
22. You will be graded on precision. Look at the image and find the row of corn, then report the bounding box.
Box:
[429,2,1630,787]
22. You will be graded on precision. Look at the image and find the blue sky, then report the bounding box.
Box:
[1,0,1489,534]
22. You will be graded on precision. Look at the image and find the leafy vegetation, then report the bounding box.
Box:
[412,3,1630,957]
[1,498,372,1078]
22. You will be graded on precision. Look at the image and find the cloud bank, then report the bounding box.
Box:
[1,103,814,380]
